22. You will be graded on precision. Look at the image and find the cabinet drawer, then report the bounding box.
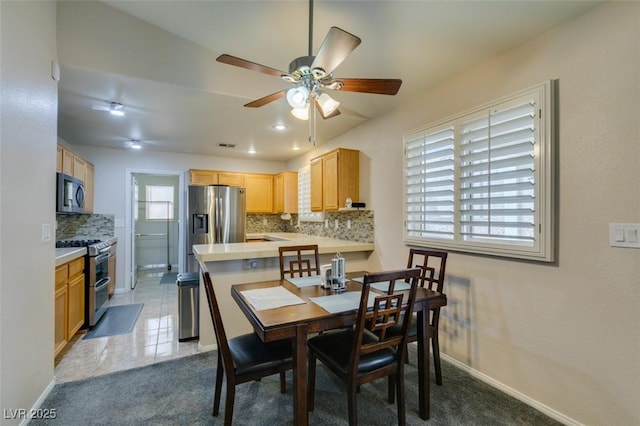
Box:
[55,265,68,290]
[68,257,84,278]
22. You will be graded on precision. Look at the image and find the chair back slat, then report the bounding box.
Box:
[199,261,235,374]
[407,248,448,293]
[351,269,421,364]
[278,245,320,279]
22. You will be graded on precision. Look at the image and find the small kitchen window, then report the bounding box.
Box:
[403,81,556,262]
[145,185,174,221]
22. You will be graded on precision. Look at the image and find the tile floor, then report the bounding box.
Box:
[54,271,201,383]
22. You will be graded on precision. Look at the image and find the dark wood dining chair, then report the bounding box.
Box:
[198,261,293,426]
[278,244,320,279]
[404,248,448,385]
[307,268,421,426]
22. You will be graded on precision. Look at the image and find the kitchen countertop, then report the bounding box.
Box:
[55,247,87,267]
[194,233,374,262]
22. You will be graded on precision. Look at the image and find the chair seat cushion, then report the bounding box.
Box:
[229,333,292,376]
[308,329,396,375]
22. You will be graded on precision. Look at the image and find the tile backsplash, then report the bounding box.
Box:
[56,214,115,240]
[247,210,374,243]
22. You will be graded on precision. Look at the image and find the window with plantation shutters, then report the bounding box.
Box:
[298,166,325,222]
[404,81,555,262]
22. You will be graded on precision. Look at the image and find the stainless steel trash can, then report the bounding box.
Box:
[176,272,199,341]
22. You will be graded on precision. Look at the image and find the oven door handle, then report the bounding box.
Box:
[95,251,110,263]
[95,277,111,291]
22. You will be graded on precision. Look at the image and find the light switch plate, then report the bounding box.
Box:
[609,223,640,248]
[42,224,51,242]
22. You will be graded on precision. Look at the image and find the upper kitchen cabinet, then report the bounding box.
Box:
[218,172,244,187]
[244,173,273,213]
[311,148,360,212]
[189,169,218,185]
[273,171,298,214]
[57,144,94,213]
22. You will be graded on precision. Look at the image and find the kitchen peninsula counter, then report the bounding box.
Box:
[193,233,376,348]
[193,233,374,262]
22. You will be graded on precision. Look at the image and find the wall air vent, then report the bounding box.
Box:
[218,143,236,148]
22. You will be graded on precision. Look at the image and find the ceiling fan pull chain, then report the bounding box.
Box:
[308,101,317,146]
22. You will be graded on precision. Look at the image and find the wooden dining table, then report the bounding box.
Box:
[230,272,447,425]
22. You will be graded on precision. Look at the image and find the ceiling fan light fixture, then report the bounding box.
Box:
[286,87,309,108]
[109,102,124,116]
[317,92,340,116]
[291,104,310,120]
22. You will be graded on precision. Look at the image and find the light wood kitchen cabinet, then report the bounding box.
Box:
[56,145,63,172]
[73,155,86,181]
[62,148,74,176]
[83,162,94,213]
[274,171,298,214]
[108,243,117,298]
[244,173,273,213]
[218,172,244,187]
[310,148,360,211]
[54,265,68,357]
[54,257,85,358]
[189,169,218,185]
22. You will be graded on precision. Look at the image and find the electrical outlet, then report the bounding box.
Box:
[325,219,328,228]
[334,219,339,229]
[347,219,352,229]
[262,218,268,226]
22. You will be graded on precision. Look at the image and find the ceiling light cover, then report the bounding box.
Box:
[286,87,309,108]
[110,102,124,116]
[317,93,340,116]
[291,104,309,120]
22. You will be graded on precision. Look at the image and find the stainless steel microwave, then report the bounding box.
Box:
[56,172,85,214]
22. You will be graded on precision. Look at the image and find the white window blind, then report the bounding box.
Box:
[298,166,325,222]
[145,185,174,220]
[404,81,555,261]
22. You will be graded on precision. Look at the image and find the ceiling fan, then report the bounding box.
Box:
[216,0,401,140]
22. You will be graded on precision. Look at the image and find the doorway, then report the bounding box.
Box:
[130,173,181,288]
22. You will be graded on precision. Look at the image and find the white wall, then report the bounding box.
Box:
[0,1,58,423]
[287,3,640,425]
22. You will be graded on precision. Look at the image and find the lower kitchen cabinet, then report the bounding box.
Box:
[54,257,85,357]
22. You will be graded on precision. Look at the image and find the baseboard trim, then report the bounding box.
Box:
[441,354,582,426]
[20,378,56,426]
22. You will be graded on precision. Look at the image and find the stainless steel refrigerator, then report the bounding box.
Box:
[186,185,246,272]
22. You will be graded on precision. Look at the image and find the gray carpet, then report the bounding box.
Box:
[35,347,560,425]
[84,304,144,339]
[160,272,178,285]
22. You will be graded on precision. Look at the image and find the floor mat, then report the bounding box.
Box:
[84,304,144,339]
[159,272,178,285]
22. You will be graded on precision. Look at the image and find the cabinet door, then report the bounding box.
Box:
[62,149,74,176]
[273,172,298,213]
[56,145,63,173]
[310,158,323,212]
[189,169,218,185]
[54,286,68,357]
[84,162,94,213]
[245,174,273,213]
[218,172,244,187]
[73,156,86,181]
[67,273,85,337]
[322,151,340,211]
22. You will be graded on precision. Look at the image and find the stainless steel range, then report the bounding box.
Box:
[56,238,117,327]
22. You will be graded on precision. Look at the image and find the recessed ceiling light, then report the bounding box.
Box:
[272,124,287,131]
[109,102,124,116]
[292,145,300,151]
[248,148,256,154]
[125,140,142,150]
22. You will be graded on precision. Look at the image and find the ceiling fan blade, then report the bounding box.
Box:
[311,27,361,75]
[216,54,286,78]
[244,90,286,108]
[333,78,402,95]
